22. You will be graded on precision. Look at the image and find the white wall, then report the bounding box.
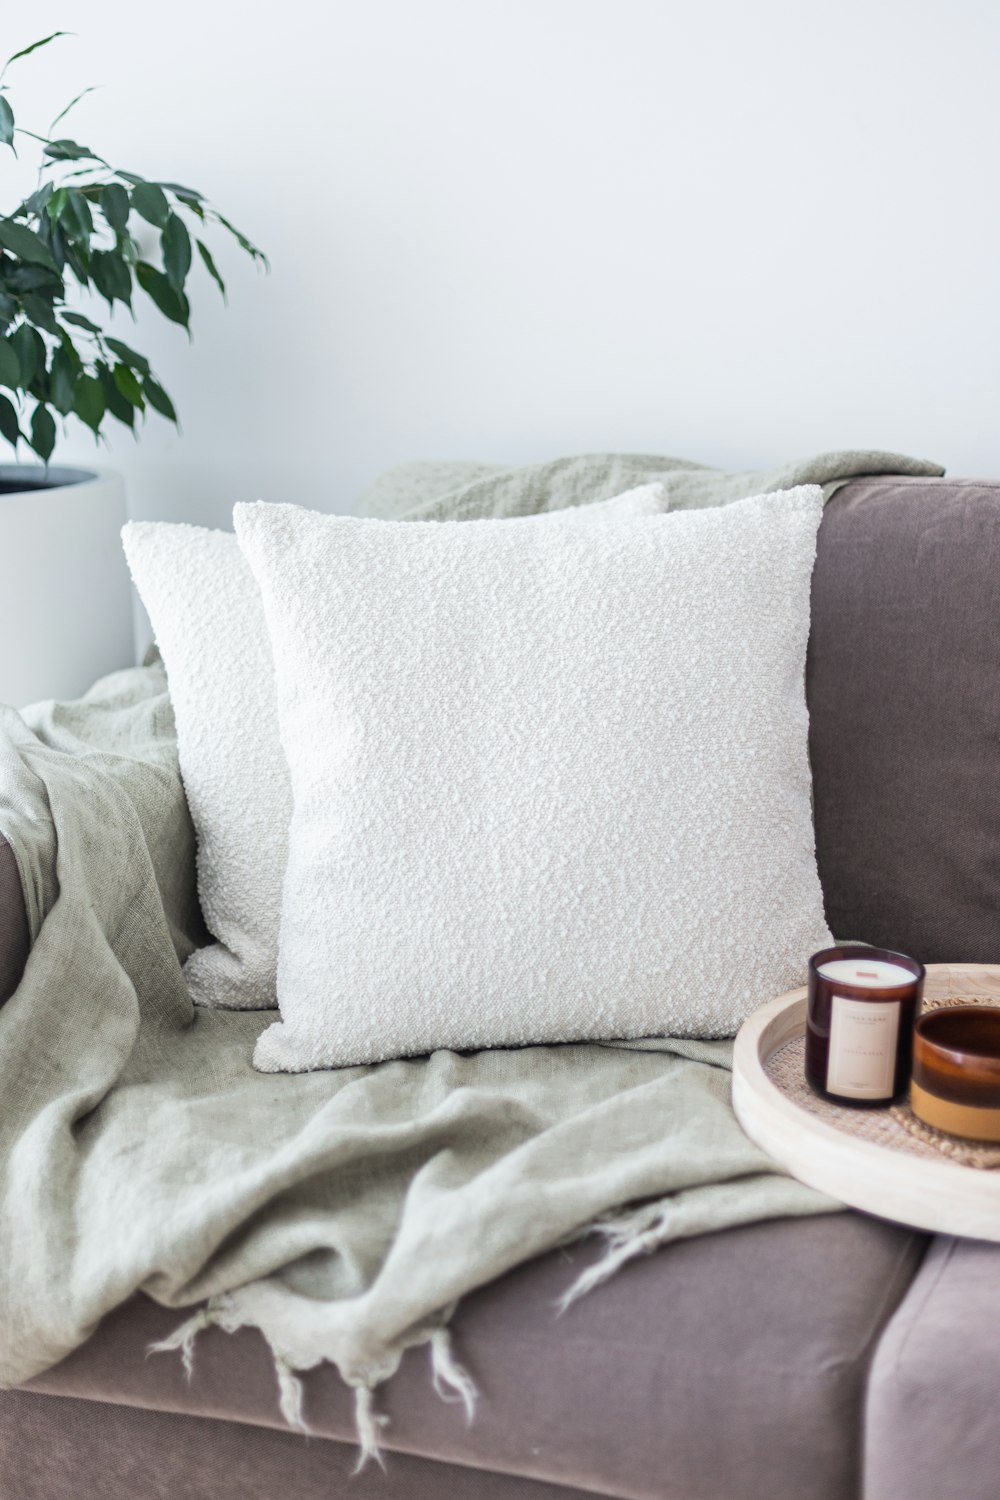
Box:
[8,0,1000,528]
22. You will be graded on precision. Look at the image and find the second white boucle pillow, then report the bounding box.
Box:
[235,486,832,1071]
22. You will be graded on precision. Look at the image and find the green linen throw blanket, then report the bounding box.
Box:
[359,446,943,521]
[0,448,942,1463]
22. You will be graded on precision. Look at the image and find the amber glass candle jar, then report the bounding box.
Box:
[805,945,925,1107]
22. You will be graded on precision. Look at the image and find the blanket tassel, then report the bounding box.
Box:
[275,1355,309,1434]
[557,1212,668,1314]
[352,1385,389,1474]
[430,1327,478,1422]
[147,1307,213,1380]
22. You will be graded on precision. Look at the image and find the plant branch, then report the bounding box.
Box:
[0,35,266,460]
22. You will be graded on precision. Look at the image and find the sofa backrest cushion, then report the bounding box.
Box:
[808,476,1000,964]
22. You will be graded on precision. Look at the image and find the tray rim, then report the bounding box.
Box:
[732,963,1000,1241]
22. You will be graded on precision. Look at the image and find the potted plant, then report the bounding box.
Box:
[0,32,265,705]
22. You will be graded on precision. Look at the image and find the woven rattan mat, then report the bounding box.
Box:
[764,994,1000,1171]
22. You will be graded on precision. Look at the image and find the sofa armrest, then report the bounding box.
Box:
[0,832,29,1009]
[865,1235,1000,1500]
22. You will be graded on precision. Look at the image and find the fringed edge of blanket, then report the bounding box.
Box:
[148,1179,832,1470]
[145,1194,666,1472]
[148,1299,479,1472]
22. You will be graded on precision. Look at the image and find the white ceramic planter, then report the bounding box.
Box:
[0,465,134,707]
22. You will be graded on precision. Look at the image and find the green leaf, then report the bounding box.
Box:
[0,96,14,147]
[0,291,17,325]
[61,310,102,333]
[61,188,93,240]
[91,249,132,308]
[158,181,204,200]
[49,85,98,135]
[0,217,57,270]
[136,261,189,326]
[64,240,90,285]
[215,211,268,268]
[112,362,144,407]
[46,186,69,221]
[131,181,169,228]
[73,373,106,433]
[4,33,71,69]
[24,182,54,216]
[43,138,100,163]
[142,375,177,423]
[35,213,66,272]
[49,346,76,415]
[2,263,61,293]
[29,403,55,462]
[0,392,19,447]
[161,213,191,292]
[10,324,44,387]
[196,238,226,300]
[100,183,129,233]
[55,327,83,367]
[21,293,59,335]
[0,340,19,389]
[98,363,134,427]
[104,336,149,375]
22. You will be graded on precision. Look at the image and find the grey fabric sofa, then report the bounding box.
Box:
[3,473,1000,1500]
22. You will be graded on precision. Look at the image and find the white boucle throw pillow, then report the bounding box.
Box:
[121,484,668,1010]
[122,521,288,1009]
[235,486,832,1070]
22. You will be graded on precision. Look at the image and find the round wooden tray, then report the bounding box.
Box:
[732,962,1000,1241]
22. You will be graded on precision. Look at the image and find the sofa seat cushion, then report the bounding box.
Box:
[865,1234,1000,1500]
[0,1390,590,1500]
[20,1213,925,1500]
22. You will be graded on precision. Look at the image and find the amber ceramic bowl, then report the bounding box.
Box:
[911,1007,1000,1141]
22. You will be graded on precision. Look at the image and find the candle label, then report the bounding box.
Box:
[826,995,899,1099]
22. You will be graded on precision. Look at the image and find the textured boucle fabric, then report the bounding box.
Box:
[235,486,833,1071]
[121,486,667,1011]
[122,522,288,1009]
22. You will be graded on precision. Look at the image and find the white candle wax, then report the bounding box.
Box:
[817,957,914,988]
